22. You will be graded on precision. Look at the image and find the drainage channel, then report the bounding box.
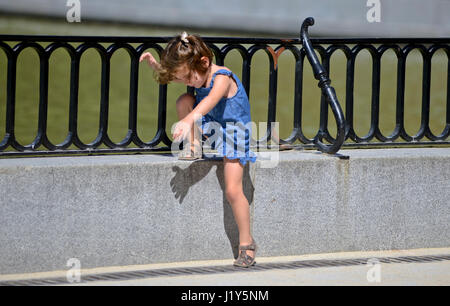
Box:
[1,254,449,286]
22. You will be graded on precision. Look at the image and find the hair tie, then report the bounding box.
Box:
[180,31,189,44]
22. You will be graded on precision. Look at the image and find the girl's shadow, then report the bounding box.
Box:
[170,159,254,259]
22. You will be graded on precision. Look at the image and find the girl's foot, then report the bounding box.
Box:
[233,239,257,268]
[178,141,202,160]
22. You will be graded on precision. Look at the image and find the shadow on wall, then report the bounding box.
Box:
[169,159,255,259]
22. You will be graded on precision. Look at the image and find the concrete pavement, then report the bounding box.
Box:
[1,247,449,286]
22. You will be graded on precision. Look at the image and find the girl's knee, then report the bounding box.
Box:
[176,93,195,113]
[225,185,244,204]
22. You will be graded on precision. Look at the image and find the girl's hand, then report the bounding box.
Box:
[139,52,161,70]
[172,117,193,142]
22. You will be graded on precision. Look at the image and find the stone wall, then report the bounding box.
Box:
[1,148,449,274]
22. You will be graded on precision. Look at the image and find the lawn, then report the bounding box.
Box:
[0,15,448,150]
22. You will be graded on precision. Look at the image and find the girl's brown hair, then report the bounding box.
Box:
[156,33,213,84]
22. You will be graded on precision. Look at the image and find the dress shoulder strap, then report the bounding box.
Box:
[209,69,233,88]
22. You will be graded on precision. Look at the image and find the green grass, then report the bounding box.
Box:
[0,15,448,149]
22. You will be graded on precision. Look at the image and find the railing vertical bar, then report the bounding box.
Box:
[267,49,278,140]
[9,43,29,152]
[242,57,251,98]
[371,51,381,141]
[396,51,410,141]
[98,50,112,147]
[421,51,432,140]
[3,51,17,150]
[292,51,306,143]
[446,52,450,135]
[34,51,49,150]
[158,84,171,147]
[68,48,81,149]
[41,45,56,151]
[128,50,139,147]
[346,53,356,142]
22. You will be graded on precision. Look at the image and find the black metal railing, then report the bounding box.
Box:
[0,17,448,157]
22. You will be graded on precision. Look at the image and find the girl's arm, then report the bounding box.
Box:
[173,74,231,141]
[139,52,161,70]
[190,74,231,119]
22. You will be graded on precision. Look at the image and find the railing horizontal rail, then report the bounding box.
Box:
[0,18,449,157]
[1,34,449,44]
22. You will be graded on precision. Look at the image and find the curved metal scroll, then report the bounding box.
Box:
[301,17,346,154]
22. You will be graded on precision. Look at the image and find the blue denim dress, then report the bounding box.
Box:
[194,69,257,166]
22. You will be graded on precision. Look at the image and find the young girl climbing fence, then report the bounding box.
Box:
[140,32,257,267]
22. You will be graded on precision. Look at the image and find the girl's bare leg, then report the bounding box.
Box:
[223,157,254,259]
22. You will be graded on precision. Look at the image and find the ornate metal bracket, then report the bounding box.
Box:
[300,17,346,154]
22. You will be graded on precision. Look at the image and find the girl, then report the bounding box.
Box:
[139,32,257,267]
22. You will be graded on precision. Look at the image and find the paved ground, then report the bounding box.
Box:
[70,260,449,286]
[1,247,449,286]
[70,252,450,286]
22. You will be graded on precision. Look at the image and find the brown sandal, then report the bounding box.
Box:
[233,240,257,268]
[279,144,294,151]
[178,142,202,160]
